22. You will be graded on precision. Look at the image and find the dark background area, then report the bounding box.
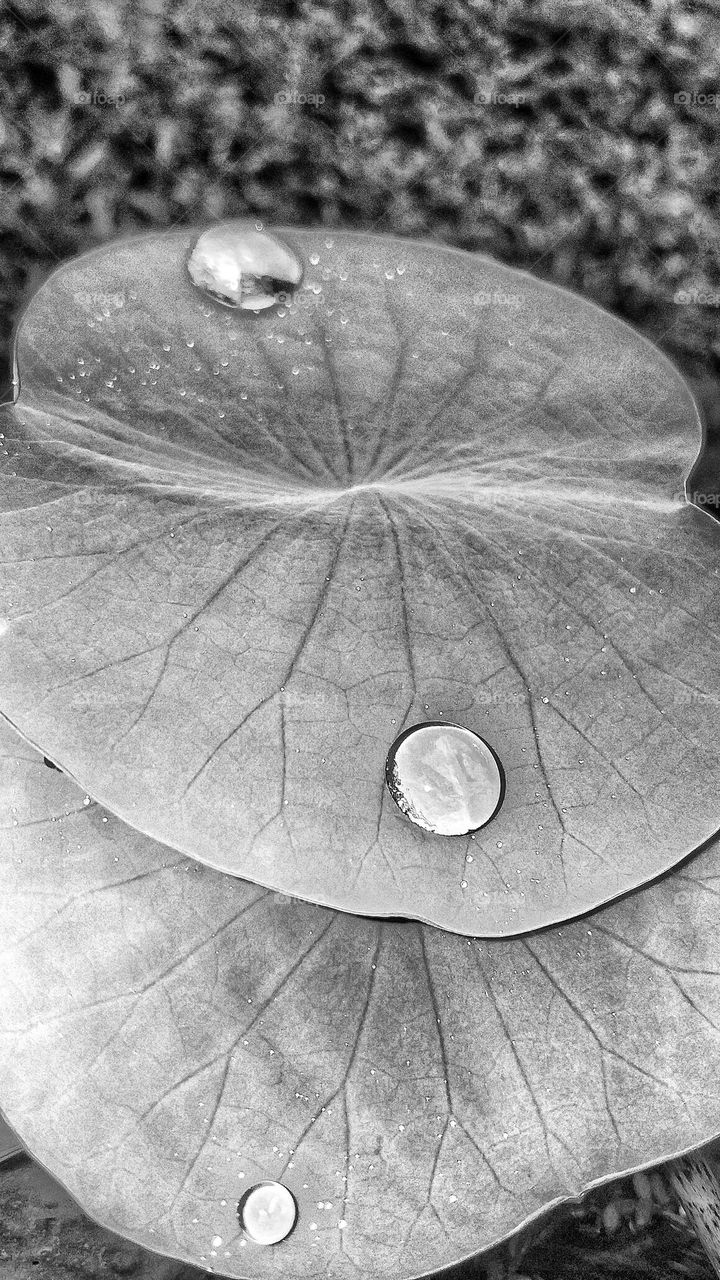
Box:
[2,0,720,1275]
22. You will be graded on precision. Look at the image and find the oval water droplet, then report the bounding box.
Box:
[385,722,505,836]
[237,1181,297,1246]
[188,224,303,311]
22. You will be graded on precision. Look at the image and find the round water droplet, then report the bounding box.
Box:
[385,722,505,836]
[188,225,303,311]
[237,1181,297,1246]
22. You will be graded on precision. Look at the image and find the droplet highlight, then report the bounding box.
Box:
[385,722,505,836]
[237,1181,297,1246]
[188,225,303,311]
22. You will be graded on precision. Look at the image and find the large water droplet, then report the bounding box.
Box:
[237,1181,297,1245]
[188,225,303,311]
[385,723,505,836]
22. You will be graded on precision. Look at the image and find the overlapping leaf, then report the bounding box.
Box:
[0,226,718,933]
[2,716,720,1278]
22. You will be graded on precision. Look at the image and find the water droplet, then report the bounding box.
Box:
[541,697,549,704]
[385,722,505,836]
[188,224,303,311]
[237,1182,297,1246]
[396,265,406,274]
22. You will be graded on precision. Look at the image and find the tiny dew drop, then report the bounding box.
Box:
[237,1182,297,1246]
[385,722,505,837]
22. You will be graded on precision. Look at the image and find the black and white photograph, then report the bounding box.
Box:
[1,2,720,1277]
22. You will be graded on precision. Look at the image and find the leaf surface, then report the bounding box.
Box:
[0,226,718,933]
[1,715,720,1278]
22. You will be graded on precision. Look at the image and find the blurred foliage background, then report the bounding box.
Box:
[1,0,720,1275]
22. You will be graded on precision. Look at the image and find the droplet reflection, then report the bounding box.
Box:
[188,225,303,311]
[237,1181,297,1245]
[385,722,505,836]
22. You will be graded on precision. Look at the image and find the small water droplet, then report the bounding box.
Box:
[541,697,549,704]
[309,253,320,265]
[396,265,406,274]
[186,339,195,348]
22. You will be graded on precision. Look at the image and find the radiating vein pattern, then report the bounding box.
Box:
[0,226,717,935]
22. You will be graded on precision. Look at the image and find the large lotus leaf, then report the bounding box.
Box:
[0,226,718,936]
[2,714,720,1279]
